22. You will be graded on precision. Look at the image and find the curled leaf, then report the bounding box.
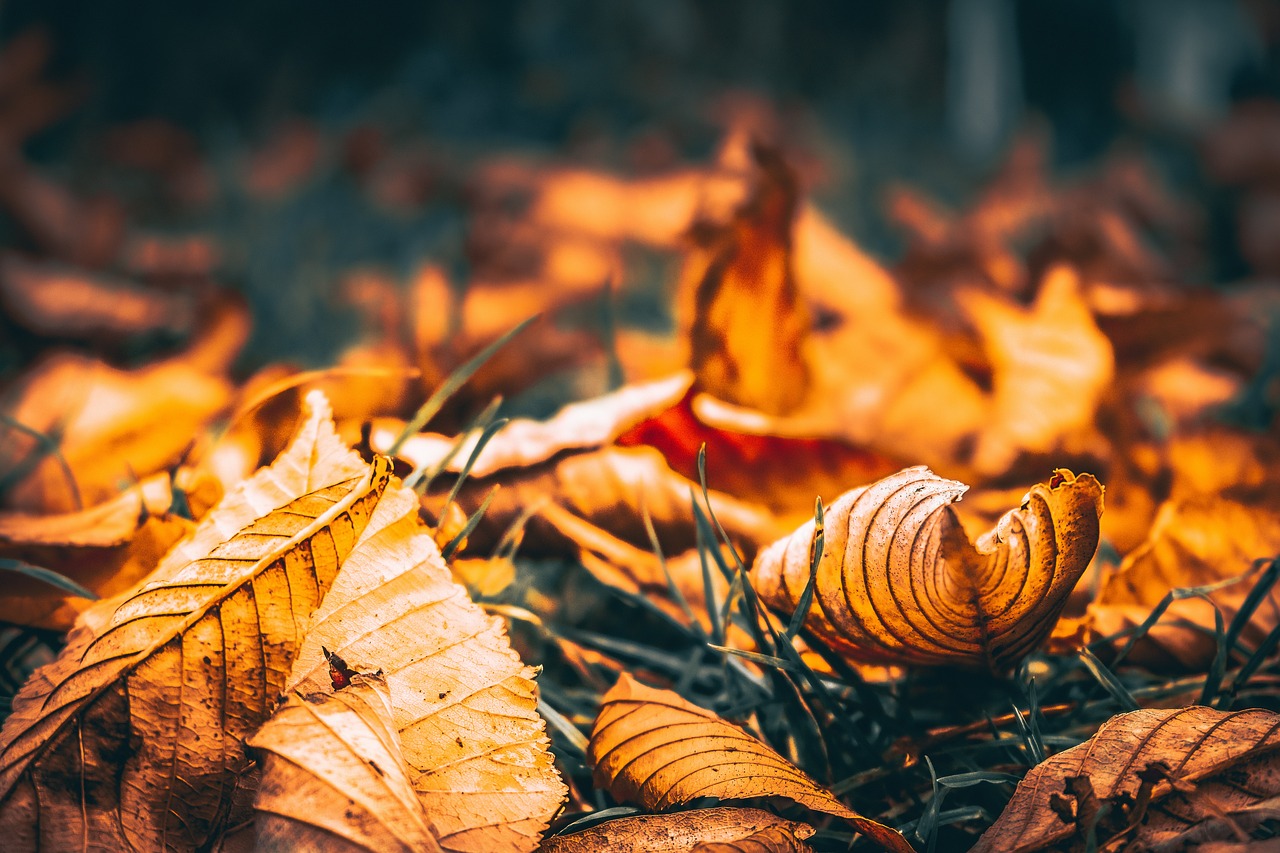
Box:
[0,395,391,850]
[751,466,1103,670]
[538,807,815,853]
[249,674,444,853]
[973,706,1280,853]
[587,674,910,853]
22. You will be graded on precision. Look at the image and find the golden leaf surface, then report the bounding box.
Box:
[973,706,1280,853]
[959,265,1115,475]
[249,674,444,853]
[751,466,1103,670]
[681,144,811,416]
[0,472,200,629]
[587,674,911,853]
[0,394,391,850]
[288,477,566,853]
[537,807,815,853]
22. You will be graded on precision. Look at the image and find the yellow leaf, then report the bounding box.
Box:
[538,807,815,853]
[974,706,1280,853]
[587,674,911,853]
[288,478,566,853]
[249,674,444,853]
[751,466,1103,670]
[0,394,391,850]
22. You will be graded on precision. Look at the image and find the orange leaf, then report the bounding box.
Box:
[751,466,1103,670]
[538,807,815,853]
[587,674,911,853]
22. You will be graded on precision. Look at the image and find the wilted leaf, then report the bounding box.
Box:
[752,466,1104,670]
[288,477,566,852]
[539,807,815,853]
[587,674,911,853]
[0,394,391,850]
[973,706,1280,853]
[249,673,444,853]
[0,470,216,628]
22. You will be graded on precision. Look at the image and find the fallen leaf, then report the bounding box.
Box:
[1,350,233,512]
[0,253,196,341]
[958,264,1115,475]
[538,807,815,853]
[0,394,391,849]
[587,674,911,853]
[751,466,1104,670]
[681,143,811,415]
[973,706,1280,853]
[249,673,445,853]
[287,477,566,852]
[1081,494,1280,669]
[0,470,213,628]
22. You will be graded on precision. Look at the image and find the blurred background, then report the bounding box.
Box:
[0,0,1278,407]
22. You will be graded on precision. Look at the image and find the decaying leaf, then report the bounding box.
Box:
[538,807,815,853]
[587,674,911,853]
[682,143,811,415]
[249,673,445,853]
[973,706,1280,853]
[0,470,217,628]
[752,466,1103,670]
[0,394,391,850]
[288,477,567,852]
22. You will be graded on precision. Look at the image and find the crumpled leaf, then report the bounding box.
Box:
[751,466,1103,670]
[538,807,815,853]
[249,673,445,853]
[959,264,1115,475]
[973,706,1280,853]
[0,469,218,629]
[587,674,911,853]
[0,394,391,850]
[287,476,566,852]
[681,143,811,416]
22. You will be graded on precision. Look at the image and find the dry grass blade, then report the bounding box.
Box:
[538,807,815,852]
[249,673,444,853]
[288,478,566,853]
[751,466,1103,670]
[0,396,391,850]
[587,674,911,852]
[973,706,1280,853]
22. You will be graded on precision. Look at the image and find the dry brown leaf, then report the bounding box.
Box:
[249,673,445,853]
[587,674,911,853]
[752,466,1104,670]
[1080,494,1280,669]
[959,264,1115,475]
[0,395,391,850]
[973,706,1280,853]
[681,144,811,415]
[1,350,233,512]
[538,807,815,853]
[0,470,216,629]
[287,477,566,852]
